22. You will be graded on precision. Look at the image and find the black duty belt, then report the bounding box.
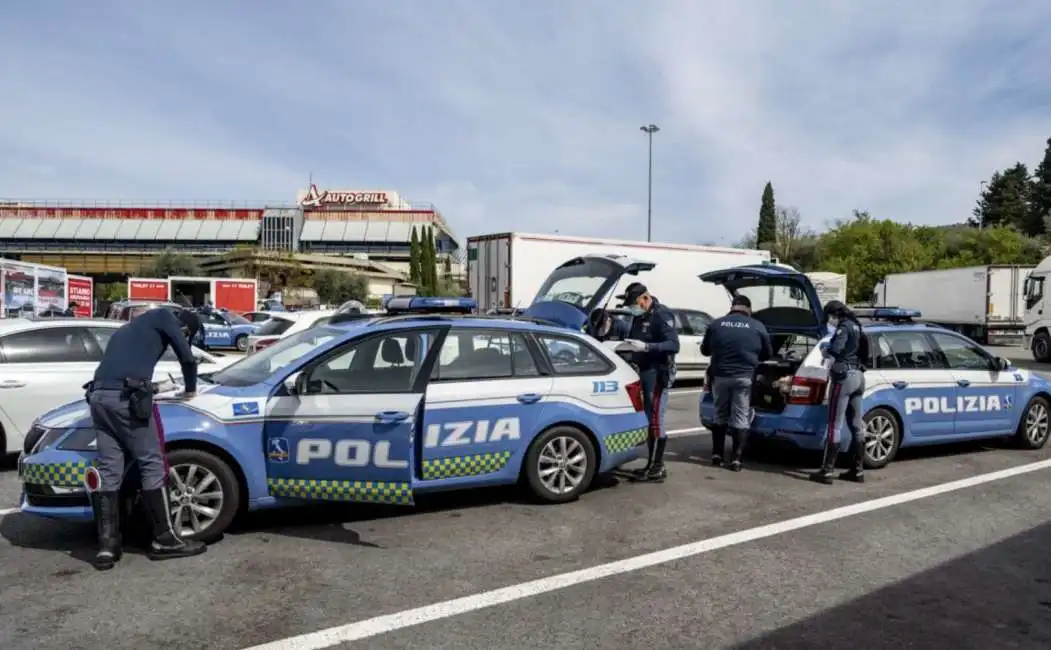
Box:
[87,378,156,393]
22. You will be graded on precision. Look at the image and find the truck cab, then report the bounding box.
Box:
[1023,255,1051,361]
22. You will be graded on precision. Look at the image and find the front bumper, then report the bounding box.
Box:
[17,449,96,522]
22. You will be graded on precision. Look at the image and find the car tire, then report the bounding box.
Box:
[1033,331,1051,363]
[235,334,249,352]
[523,426,597,503]
[1014,396,1051,450]
[862,407,900,470]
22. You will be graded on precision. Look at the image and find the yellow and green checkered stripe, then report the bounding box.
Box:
[604,427,648,454]
[421,450,512,480]
[267,478,412,505]
[20,461,90,487]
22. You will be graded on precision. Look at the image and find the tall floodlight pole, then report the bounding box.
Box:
[640,124,660,242]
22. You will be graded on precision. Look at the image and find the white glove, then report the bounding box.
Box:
[622,339,649,352]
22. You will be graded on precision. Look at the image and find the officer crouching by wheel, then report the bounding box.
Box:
[613,283,679,483]
[85,308,208,570]
[810,300,870,485]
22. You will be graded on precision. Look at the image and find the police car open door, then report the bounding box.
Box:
[261,329,438,506]
[525,254,656,331]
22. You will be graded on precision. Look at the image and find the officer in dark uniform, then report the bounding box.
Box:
[64,302,78,317]
[616,283,679,482]
[811,300,869,485]
[85,307,208,570]
[701,295,772,471]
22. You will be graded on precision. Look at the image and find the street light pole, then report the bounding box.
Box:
[640,124,659,242]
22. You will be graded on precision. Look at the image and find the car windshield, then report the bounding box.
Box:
[733,283,811,312]
[254,317,295,336]
[209,326,342,387]
[533,258,617,309]
[226,313,250,325]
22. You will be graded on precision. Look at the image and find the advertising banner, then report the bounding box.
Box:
[36,267,67,313]
[128,278,170,302]
[2,261,37,317]
[67,275,94,317]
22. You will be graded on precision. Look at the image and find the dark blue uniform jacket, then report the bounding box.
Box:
[825,318,865,381]
[701,310,773,379]
[607,299,679,374]
[93,308,198,392]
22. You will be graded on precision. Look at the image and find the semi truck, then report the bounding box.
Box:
[872,265,1033,345]
[466,232,773,316]
[127,276,258,314]
[1022,255,1051,361]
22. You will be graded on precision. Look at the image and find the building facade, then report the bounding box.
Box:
[0,186,460,279]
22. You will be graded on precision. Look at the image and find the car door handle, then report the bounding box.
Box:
[892,381,908,389]
[957,379,971,387]
[517,393,543,404]
[374,410,409,423]
[0,380,26,389]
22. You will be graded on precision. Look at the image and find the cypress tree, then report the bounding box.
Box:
[757,182,777,247]
[409,226,421,284]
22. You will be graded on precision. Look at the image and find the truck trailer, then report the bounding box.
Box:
[806,271,847,306]
[127,276,258,314]
[466,232,772,316]
[872,265,1032,344]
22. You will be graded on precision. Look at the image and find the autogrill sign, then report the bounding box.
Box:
[300,184,389,208]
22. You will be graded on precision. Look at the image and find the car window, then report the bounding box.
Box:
[875,332,942,370]
[928,332,993,371]
[254,318,294,336]
[206,313,228,325]
[307,330,432,394]
[227,314,250,326]
[431,330,539,381]
[0,327,94,363]
[679,310,712,335]
[537,335,613,374]
[245,312,271,323]
[210,326,343,387]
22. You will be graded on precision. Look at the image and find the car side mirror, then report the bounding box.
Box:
[284,371,304,396]
[995,356,1010,372]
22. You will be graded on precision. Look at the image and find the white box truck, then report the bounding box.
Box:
[806,271,847,306]
[872,265,1032,344]
[466,232,772,315]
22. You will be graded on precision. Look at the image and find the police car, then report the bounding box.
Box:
[17,289,652,542]
[195,310,261,351]
[698,264,1051,468]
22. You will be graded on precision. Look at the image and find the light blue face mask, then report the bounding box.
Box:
[827,324,836,336]
[628,305,646,316]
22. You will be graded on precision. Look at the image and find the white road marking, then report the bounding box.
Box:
[668,388,703,396]
[0,507,19,517]
[240,458,1051,650]
[668,426,705,436]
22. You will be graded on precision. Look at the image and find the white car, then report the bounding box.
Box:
[246,310,336,355]
[0,317,232,455]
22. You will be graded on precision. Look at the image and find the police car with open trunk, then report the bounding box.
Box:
[16,254,664,542]
[697,264,1051,468]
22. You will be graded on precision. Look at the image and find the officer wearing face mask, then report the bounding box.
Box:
[615,282,679,482]
[810,300,869,485]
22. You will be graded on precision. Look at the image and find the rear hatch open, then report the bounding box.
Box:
[699,264,828,412]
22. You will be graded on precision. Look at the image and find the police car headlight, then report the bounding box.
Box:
[57,428,98,452]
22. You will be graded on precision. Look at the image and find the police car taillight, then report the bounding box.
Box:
[786,376,827,405]
[625,380,645,412]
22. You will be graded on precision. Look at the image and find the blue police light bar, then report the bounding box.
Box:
[854,307,922,320]
[385,296,477,314]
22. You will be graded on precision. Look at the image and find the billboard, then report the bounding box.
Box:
[67,275,94,317]
[128,278,170,302]
[2,261,36,316]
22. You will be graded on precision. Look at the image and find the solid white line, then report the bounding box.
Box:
[667,426,706,436]
[240,457,1051,650]
[668,388,703,396]
[0,507,19,517]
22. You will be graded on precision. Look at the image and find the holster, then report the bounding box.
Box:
[122,379,156,422]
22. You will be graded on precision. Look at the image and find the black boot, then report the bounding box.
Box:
[810,445,838,485]
[710,425,726,466]
[90,491,122,570]
[632,439,656,479]
[642,438,668,482]
[141,488,207,561]
[728,428,748,472]
[839,441,866,483]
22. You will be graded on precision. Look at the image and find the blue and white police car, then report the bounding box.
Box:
[17,284,654,542]
[196,310,260,351]
[698,264,1051,468]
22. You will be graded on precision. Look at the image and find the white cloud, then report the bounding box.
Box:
[1,0,1049,245]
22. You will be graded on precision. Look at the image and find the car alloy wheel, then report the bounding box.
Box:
[538,435,588,496]
[168,463,225,537]
[1017,397,1051,450]
[862,407,900,469]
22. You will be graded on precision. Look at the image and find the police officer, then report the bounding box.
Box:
[86,307,208,570]
[616,283,679,482]
[701,295,772,471]
[64,301,78,317]
[811,300,868,485]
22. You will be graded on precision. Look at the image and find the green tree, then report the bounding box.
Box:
[756,182,777,247]
[141,248,200,277]
[311,268,370,304]
[1029,137,1051,238]
[409,226,421,284]
[421,226,438,295]
[442,254,452,281]
[972,163,1032,232]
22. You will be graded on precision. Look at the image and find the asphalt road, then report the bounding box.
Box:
[2,375,1051,649]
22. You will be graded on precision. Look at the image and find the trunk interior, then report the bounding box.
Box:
[750,334,818,413]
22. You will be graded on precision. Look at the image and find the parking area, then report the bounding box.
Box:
[3,370,1051,649]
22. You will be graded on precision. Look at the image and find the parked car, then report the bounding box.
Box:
[195,310,261,352]
[246,310,336,355]
[104,300,183,321]
[0,318,232,455]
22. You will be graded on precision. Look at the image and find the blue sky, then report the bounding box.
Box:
[1,0,1050,247]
